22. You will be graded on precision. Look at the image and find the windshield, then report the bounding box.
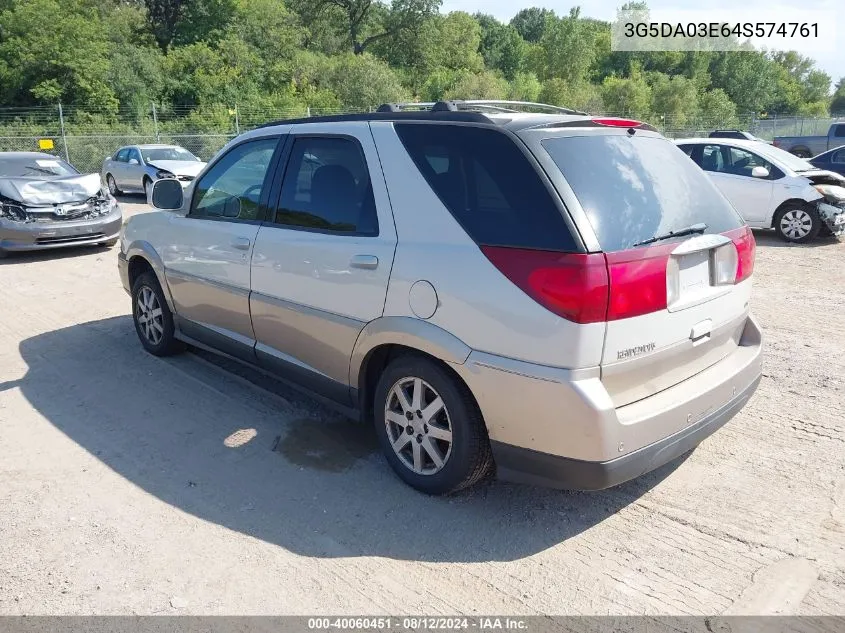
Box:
[542,134,744,252]
[0,156,79,178]
[754,144,816,172]
[140,147,198,163]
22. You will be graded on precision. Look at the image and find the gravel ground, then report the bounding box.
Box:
[0,197,843,615]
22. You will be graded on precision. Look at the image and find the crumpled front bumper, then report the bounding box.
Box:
[0,207,123,252]
[817,201,845,235]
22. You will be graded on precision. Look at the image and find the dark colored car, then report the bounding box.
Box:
[0,152,122,257]
[809,146,845,176]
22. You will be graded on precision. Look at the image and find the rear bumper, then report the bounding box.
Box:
[492,373,760,490]
[0,208,122,252]
[455,314,763,490]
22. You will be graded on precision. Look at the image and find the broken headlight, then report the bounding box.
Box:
[814,184,845,205]
[89,192,117,217]
[0,201,29,222]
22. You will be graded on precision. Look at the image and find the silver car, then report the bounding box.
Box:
[0,152,122,257]
[102,144,206,197]
[119,101,763,494]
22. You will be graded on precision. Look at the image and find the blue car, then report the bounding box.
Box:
[809,146,845,176]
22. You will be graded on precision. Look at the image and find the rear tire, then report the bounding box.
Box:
[774,203,821,243]
[131,271,185,356]
[373,355,493,494]
[791,149,812,159]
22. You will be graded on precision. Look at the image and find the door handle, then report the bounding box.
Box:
[231,237,251,250]
[350,255,379,270]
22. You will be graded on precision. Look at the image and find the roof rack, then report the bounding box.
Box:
[377,100,588,116]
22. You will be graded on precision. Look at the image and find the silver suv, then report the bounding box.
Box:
[118,101,763,494]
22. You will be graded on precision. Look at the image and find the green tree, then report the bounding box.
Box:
[175,0,238,46]
[831,78,845,115]
[698,89,738,127]
[143,0,187,50]
[534,8,594,83]
[474,14,526,80]
[508,72,541,102]
[427,12,483,73]
[648,72,698,126]
[601,69,651,117]
[293,0,440,55]
[710,50,777,115]
[0,0,118,109]
[443,69,508,100]
[509,7,553,43]
[540,78,603,112]
[102,2,166,110]
[318,53,408,109]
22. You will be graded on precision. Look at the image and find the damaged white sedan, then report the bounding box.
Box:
[0,152,122,257]
[676,138,845,243]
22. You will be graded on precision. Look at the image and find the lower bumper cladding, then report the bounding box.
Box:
[492,374,761,491]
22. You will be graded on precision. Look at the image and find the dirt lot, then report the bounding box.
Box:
[1,197,843,615]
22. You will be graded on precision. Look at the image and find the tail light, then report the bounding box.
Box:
[772,139,781,147]
[480,247,609,324]
[592,117,643,128]
[604,244,675,320]
[482,227,754,324]
[729,225,755,283]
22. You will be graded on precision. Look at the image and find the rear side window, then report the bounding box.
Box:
[395,124,576,251]
[274,136,378,235]
[542,135,744,252]
[834,125,845,138]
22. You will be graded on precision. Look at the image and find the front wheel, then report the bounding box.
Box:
[131,271,185,356]
[106,174,120,196]
[774,204,821,243]
[373,355,493,494]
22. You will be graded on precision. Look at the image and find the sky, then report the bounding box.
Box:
[442,0,844,89]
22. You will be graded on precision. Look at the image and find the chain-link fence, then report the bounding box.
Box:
[0,104,842,174]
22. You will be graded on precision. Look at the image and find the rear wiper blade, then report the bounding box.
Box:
[632,223,708,247]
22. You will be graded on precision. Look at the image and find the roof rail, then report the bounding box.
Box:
[375,100,588,116]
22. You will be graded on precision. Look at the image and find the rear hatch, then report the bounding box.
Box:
[534,128,755,407]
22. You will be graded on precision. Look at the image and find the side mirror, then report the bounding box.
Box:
[751,166,770,179]
[128,158,140,165]
[150,178,184,210]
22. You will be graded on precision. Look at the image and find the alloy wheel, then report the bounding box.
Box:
[135,285,164,346]
[780,209,813,240]
[384,377,453,475]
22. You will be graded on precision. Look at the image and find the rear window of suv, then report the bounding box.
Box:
[541,134,744,252]
[395,124,577,251]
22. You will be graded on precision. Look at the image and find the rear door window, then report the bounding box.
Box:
[541,134,744,252]
[395,124,577,251]
[273,136,378,235]
[116,149,129,162]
